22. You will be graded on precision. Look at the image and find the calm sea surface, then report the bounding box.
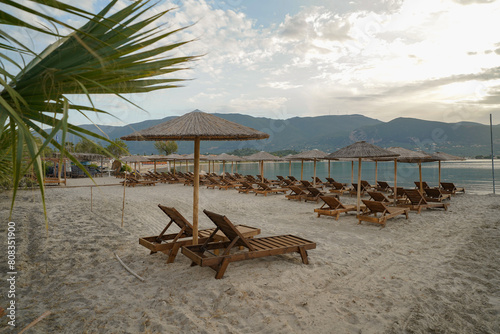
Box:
[198,159,499,195]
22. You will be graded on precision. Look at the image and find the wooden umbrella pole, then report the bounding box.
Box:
[351,161,354,184]
[173,160,176,173]
[121,173,126,227]
[375,161,378,185]
[223,160,226,178]
[419,161,423,193]
[313,159,317,186]
[193,138,200,245]
[394,159,398,205]
[289,161,291,176]
[328,160,331,178]
[357,158,362,213]
[301,160,304,180]
[438,160,441,186]
[231,161,234,174]
[90,187,93,212]
[260,161,264,182]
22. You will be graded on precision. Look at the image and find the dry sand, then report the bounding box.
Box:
[0,177,499,333]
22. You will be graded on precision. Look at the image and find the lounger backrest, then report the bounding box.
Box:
[367,191,389,202]
[158,205,194,236]
[332,182,344,189]
[289,186,305,195]
[326,177,335,183]
[424,188,440,198]
[362,200,387,214]
[403,189,427,205]
[307,187,321,196]
[301,180,312,187]
[203,210,254,251]
[257,182,271,190]
[320,196,343,209]
[378,181,389,188]
[440,182,455,191]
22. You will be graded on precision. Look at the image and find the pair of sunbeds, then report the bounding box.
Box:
[139,205,316,279]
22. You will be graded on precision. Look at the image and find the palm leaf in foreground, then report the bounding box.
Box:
[0,0,199,227]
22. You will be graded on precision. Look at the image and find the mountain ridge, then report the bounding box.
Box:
[73,112,499,157]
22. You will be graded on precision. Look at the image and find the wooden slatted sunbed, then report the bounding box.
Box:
[357,200,409,227]
[181,210,316,279]
[285,186,307,201]
[401,189,450,214]
[254,183,288,196]
[314,196,358,220]
[139,205,260,263]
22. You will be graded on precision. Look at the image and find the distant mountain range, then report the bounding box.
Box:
[74,111,500,157]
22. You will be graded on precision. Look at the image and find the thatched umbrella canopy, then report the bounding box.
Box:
[244,151,283,182]
[327,141,399,212]
[387,147,435,193]
[210,153,245,175]
[145,155,170,172]
[427,151,465,185]
[289,149,328,185]
[162,153,185,173]
[121,110,269,244]
[121,155,150,172]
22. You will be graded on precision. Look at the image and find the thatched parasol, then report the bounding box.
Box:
[327,141,399,212]
[146,155,170,172]
[244,151,283,182]
[121,155,151,172]
[426,151,465,185]
[209,153,244,175]
[387,147,435,193]
[163,153,185,173]
[289,149,328,186]
[121,110,268,244]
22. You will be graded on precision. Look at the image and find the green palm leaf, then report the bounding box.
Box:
[0,0,199,227]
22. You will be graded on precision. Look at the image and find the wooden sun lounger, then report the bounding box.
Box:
[181,210,316,279]
[401,189,450,214]
[301,180,323,189]
[314,196,358,220]
[303,187,326,203]
[236,181,255,194]
[285,186,307,201]
[139,205,260,263]
[424,188,451,202]
[414,181,436,189]
[254,183,288,196]
[440,182,465,194]
[357,200,409,227]
[329,182,350,195]
[376,181,391,192]
[367,191,391,203]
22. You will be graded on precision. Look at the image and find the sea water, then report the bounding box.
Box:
[207,159,499,195]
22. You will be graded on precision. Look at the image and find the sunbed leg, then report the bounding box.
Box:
[167,243,181,263]
[215,258,230,279]
[298,246,309,264]
[190,261,197,267]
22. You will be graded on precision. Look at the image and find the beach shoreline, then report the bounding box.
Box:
[0,177,499,333]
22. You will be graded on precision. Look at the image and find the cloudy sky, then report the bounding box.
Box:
[10,0,500,125]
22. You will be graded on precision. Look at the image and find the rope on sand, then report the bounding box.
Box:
[18,311,51,334]
[114,252,145,282]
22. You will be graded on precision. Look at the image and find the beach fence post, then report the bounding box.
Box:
[491,114,496,194]
[121,173,126,227]
[91,187,93,212]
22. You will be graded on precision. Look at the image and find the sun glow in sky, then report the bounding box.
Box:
[7,0,500,125]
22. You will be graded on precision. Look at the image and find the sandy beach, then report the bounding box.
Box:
[1,177,499,333]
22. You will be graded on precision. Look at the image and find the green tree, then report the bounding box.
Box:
[1,0,198,226]
[154,141,178,155]
[106,139,130,157]
[74,138,104,154]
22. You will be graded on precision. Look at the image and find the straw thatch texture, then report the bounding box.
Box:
[182,153,207,161]
[289,149,328,160]
[326,141,399,159]
[207,153,245,162]
[431,151,465,161]
[145,155,170,161]
[121,110,269,141]
[121,155,151,163]
[387,147,435,163]
[244,151,283,161]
